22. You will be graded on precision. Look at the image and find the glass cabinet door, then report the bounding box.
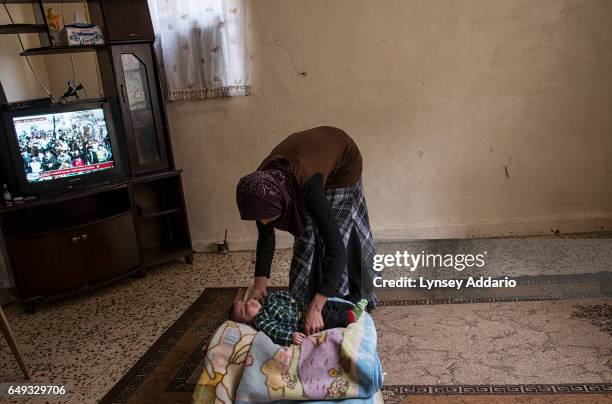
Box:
[121,53,161,166]
[112,44,169,174]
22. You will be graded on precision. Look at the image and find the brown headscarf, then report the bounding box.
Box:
[236,166,307,237]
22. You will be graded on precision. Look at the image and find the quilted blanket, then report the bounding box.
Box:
[192,312,383,403]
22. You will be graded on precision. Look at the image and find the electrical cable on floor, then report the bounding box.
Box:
[2,4,53,99]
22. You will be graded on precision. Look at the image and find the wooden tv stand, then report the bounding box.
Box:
[1,170,193,313]
[0,1,194,312]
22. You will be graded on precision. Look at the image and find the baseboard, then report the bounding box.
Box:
[193,217,612,252]
[193,233,295,253]
[374,217,612,241]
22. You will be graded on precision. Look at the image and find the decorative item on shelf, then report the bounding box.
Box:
[2,184,13,207]
[62,80,84,101]
[45,7,62,46]
[62,24,104,46]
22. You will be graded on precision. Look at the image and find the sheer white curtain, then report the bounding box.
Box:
[148,0,251,101]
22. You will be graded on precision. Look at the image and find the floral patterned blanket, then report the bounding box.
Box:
[192,310,383,403]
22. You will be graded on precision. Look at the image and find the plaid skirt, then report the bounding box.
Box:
[289,179,378,307]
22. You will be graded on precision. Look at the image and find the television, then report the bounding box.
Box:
[0,100,127,196]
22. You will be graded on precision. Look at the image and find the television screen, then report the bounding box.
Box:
[12,108,115,183]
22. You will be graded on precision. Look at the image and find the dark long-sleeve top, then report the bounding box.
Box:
[255,173,347,298]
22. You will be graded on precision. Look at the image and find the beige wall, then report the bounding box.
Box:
[44,51,102,99]
[0,5,51,101]
[167,0,612,251]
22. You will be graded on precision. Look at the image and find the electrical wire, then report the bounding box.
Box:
[61,2,89,98]
[60,2,76,84]
[81,0,100,97]
[2,4,53,98]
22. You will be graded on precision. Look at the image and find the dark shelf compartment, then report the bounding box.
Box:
[0,24,47,34]
[132,173,191,267]
[130,169,183,183]
[20,45,106,56]
[142,242,191,267]
[131,174,185,218]
[137,204,181,219]
[0,181,125,212]
[2,187,131,239]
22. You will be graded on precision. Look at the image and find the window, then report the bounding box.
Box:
[148,0,250,101]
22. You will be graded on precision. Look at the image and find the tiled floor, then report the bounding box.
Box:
[0,237,610,403]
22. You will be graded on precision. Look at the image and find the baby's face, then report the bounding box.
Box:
[233,298,262,322]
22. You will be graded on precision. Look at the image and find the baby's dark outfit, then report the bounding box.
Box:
[252,291,354,346]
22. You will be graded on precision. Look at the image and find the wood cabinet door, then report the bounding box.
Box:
[79,213,140,283]
[8,231,87,299]
[112,44,170,175]
[99,0,155,42]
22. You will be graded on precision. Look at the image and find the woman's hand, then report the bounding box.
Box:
[250,276,268,301]
[304,293,327,335]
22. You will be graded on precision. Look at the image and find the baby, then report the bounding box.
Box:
[230,289,367,346]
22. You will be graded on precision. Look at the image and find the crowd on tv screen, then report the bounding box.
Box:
[16,111,113,177]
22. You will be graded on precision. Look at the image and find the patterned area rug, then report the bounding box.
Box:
[100,276,612,403]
